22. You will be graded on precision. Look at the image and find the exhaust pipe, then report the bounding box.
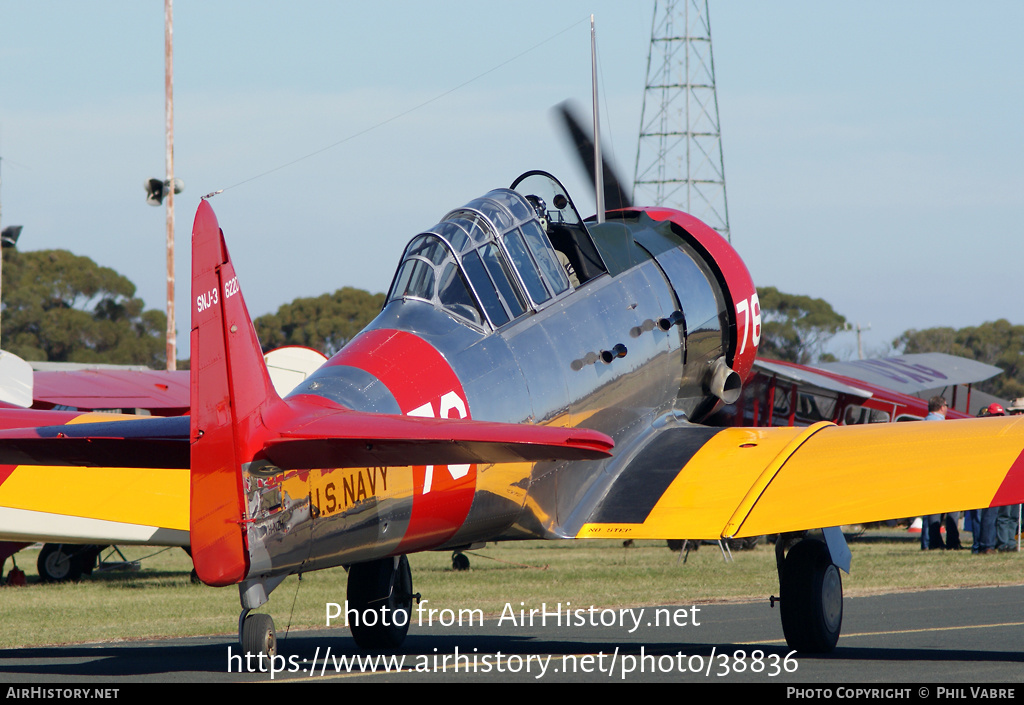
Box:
[709,356,742,405]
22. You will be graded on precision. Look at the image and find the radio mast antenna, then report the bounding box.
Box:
[633,0,731,242]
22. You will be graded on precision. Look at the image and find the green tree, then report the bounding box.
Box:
[756,286,848,364]
[895,319,1024,399]
[254,287,385,356]
[1,249,166,366]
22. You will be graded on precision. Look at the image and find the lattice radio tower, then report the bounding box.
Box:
[633,0,731,242]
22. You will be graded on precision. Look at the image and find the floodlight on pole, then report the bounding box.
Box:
[1,226,22,249]
[144,177,184,207]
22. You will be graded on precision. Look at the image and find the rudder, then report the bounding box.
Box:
[189,200,280,586]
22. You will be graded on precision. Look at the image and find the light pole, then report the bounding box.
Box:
[145,2,180,370]
[164,0,176,371]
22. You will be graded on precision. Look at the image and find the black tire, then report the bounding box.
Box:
[241,613,276,661]
[452,552,470,571]
[779,539,842,653]
[347,555,413,649]
[37,544,84,583]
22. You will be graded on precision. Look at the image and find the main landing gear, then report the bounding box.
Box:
[451,551,470,571]
[347,555,417,649]
[774,536,843,653]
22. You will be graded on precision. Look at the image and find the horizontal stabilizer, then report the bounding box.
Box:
[0,409,611,470]
[263,404,613,469]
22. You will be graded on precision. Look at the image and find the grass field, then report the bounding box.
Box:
[1,534,1020,650]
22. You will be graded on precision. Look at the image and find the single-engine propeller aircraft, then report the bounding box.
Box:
[2,168,1023,658]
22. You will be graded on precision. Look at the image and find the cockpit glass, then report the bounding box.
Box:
[483,189,534,223]
[390,259,435,301]
[463,197,515,232]
[511,172,583,227]
[511,170,608,287]
[406,234,449,265]
[433,220,472,254]
[437,262,483,327]
[462,251,509,327]
[389,176,584,331]
[446,212,492,245]
[503,229,550,305]
[521,220,569,295]
[478,241,526,318]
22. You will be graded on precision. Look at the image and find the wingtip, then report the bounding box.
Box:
[565,430,615,458]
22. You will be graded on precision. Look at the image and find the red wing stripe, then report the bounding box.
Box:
[990,447,1024,507]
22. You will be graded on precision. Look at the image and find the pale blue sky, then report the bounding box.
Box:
[1,1,1021,359]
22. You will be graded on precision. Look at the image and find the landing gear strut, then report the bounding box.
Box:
[776,538,842,653]
[347,555,416,649]
[236,575,287,662]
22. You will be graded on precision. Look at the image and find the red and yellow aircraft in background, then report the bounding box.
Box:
[1,169,1022,659]
[0,348,324,582]
[0,376,191,582]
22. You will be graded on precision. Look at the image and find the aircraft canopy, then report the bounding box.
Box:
[387,183,575,330]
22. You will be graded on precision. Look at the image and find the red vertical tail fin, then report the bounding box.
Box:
[190,200,280,586]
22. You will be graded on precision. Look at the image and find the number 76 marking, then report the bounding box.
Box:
[735,294,761,355]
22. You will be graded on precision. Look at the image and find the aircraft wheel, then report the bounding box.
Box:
[347,555,413,649]
[37,544,83,583]
[241,613,277,661]
[779,539,842,653]
[452,552,470,571]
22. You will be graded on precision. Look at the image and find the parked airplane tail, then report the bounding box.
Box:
[189,200,281,586]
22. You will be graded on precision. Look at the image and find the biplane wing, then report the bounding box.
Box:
[816,353,1003,396]
[30,368,190,415]
[752,358,873,400]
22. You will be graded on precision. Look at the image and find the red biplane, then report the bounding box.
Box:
[720,352,1003,429]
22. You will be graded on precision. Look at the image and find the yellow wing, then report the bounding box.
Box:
[576,416,1024,540]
